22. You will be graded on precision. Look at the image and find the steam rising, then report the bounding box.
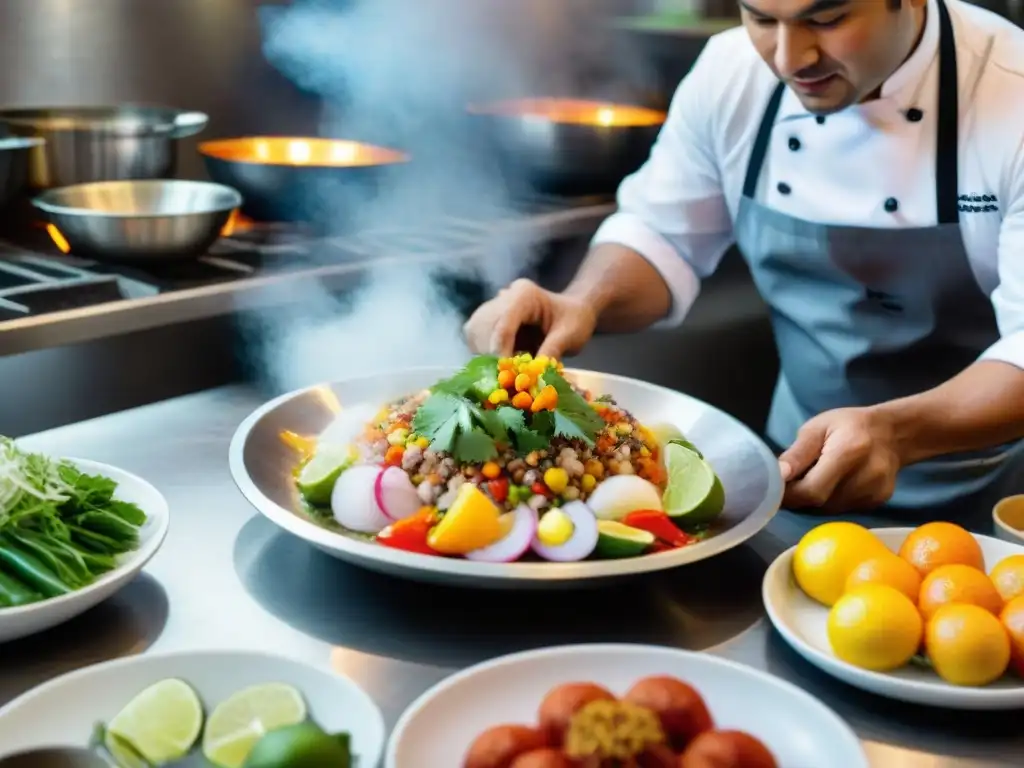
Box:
[243,0,650,394]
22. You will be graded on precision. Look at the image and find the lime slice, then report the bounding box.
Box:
[202,683,307,768]
[594,520,655,558]
[662,442,724,525]
[646,422,685,445]
[296,444,355,505]
[106,678,203,765]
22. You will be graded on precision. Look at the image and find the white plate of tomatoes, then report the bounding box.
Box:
[763,523,1024,709]
[385,643,867,768]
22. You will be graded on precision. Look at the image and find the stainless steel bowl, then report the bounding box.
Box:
[199,136,409,224]
[0,136,45,210]
[32,179,242,263]
[468,98,666,195]
[0,106,208,191]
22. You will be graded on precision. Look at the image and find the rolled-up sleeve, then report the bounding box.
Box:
[982,144,1024,369]
[590,43,735,327]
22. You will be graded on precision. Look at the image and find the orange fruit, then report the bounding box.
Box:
[1000,595,1024,678]
[925,603,1010,686]
[793,522,889,607]
[918,564,1004,621]
[898,522,984,577]
[989,554,1024,603]
[845,553,922,603]
[827,584,923,671]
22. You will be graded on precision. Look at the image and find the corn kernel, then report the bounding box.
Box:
[639,446,651,457]
[514,372,533,392]
[387,428,409,446]
[584,459,604,479]
[581,473,597,492]
[482,461,501,479]
[543,467,569,494]
[416,436,430,449]
[512,391,533,410]
[488,389,510,404]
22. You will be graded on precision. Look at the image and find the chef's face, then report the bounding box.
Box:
[740,0,927,114]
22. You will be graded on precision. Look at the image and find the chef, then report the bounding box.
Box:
[463,0,1024,527]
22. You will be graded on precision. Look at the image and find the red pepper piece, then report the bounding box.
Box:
[531,481,551,498]
[376,507,438,555]
[622,510,694,548]
[650,541,674,554]
[487,477,509,504]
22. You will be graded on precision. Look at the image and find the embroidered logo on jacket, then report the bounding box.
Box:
[958,194,998,213]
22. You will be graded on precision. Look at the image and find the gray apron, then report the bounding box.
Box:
[734,0,1024,536]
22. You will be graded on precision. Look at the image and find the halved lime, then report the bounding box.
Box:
[662,442,724,525]
[594,520,655,558]
[243,722,352,768]
[666,436,703,459]
[202,683,307,768]
[105,678,203,765]
[296,444,355,505]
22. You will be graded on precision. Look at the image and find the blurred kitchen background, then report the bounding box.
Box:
[0,0,1019,437]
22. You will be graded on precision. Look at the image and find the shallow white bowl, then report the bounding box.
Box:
[0,458,169,643]
[763,527,1024,709]
[0,649,387,767]
[385,643,867,768]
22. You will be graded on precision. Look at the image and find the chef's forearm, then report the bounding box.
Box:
[876,361,1024,466]
[562,243,674,333]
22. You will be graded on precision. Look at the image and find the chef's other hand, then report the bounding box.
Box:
[463,278,598,359]
[778,407,903,513]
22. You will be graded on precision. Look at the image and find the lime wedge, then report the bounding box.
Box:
[647,422,685,445]
[662,442,724,525]
[106,678,203,765]
[296,444,355,505]
[202,683,307,768]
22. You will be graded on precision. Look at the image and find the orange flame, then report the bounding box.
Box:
[46,224,71,254]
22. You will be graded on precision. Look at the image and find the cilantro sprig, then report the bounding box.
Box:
[410,356,606,463]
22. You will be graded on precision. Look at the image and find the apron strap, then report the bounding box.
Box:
[934,0,960,225]
[741,0,960,224]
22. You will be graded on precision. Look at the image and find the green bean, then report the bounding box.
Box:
[67,524,126,555]
[7,531,86,588]
[0,566,41,607]
[0,534,71,598]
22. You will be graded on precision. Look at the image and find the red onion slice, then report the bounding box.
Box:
[374,466,422,521]
[465,504,538,563]
[531,501,599,562]
[331,464,391,533]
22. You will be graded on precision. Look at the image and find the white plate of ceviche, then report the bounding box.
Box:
[229,355,782,588]
[385,644,868,768]
[0,649,385,768]
[0,437,169,642]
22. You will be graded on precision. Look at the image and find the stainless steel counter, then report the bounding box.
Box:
[3,386,1020,767]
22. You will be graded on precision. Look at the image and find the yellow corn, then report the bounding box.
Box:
[544,467,569,494]
[581,473,597,492]
[488,389,509,404]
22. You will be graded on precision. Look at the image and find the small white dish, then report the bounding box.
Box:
[0,458,169,644]
[763,527,1024,710]
[993,495,1024,545]
[0,649,387,767]
[385,643,867,768]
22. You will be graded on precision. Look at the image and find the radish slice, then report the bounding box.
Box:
[331,465,391,533]
[531,501,599,562]
[586,475,663,520]
[374,466,421,521]
[466,504,538,563]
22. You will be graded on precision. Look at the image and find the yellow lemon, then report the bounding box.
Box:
[827,584,923,671]
[925,603,1011,686]
[426,483,503,554]
[793,522,889,606]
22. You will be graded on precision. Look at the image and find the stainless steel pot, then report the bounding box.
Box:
[468,98,666,195]
[0,106,208,191]
[0,136,45,210]
[32,179,241,263]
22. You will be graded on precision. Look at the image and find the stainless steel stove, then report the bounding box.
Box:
[0,192,614,356]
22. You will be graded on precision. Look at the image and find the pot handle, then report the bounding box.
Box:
[169,111,209,140]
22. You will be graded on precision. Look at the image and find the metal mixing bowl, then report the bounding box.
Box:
[198,136,409,224]
[32,179,242,263]
[0,136,45,210]
[467,98,666,195]
[0,106,208,191]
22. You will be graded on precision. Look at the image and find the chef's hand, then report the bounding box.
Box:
[463,278,598,358]
[778,406,903,513]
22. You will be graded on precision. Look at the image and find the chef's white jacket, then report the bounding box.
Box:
[592,0,1024,369]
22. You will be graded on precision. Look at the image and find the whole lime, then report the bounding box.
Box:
[243,722,351,768]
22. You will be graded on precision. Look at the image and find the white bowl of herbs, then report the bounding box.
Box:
[0,438,169,642]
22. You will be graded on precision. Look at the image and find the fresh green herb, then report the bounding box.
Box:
[540,369,605,444]
[0,437,148,609]
[454,431,499,463]
[431,355,500,399]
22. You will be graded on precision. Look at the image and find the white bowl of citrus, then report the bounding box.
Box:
[762,521,1024,709]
